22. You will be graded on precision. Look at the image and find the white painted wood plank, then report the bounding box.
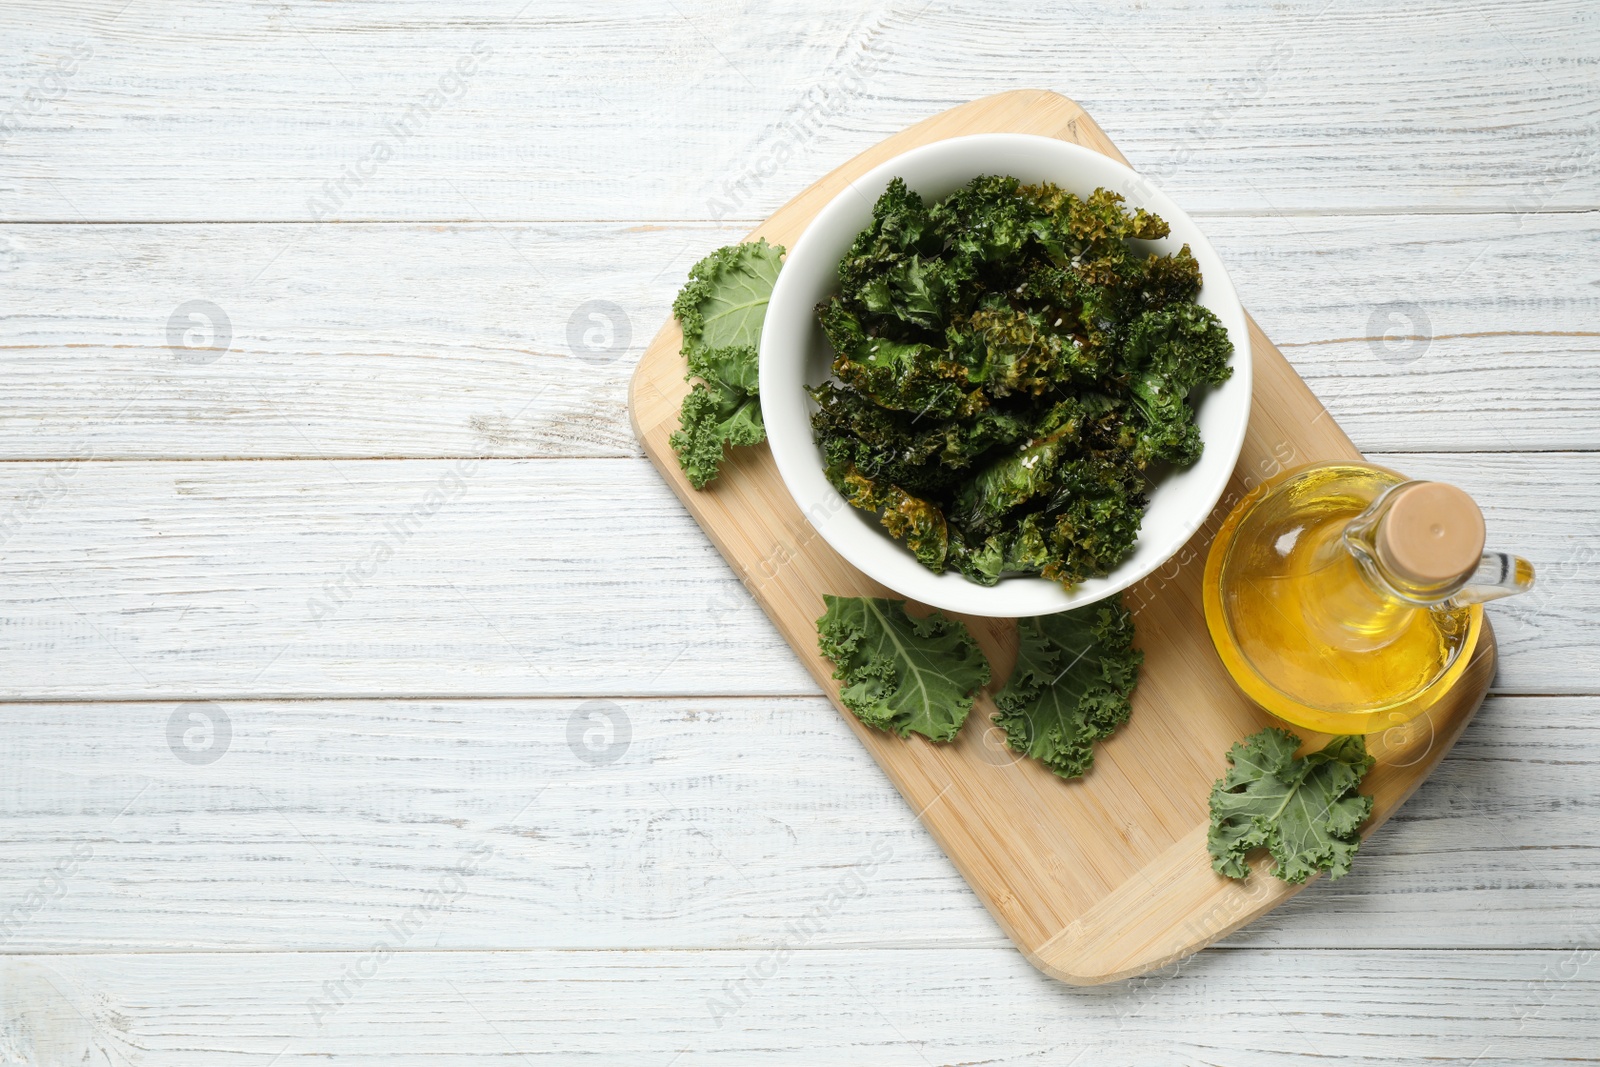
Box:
[1,0,1595,222]
[0,457,812,699]
[0,453,1586,699]
[1,212,1595,460]
[1234,692,1600,949]
[0,0,1589,1056]
[1223,211,1600,452]
[0,695,1594,953]
[0,220,685,461]
[0,948,1594,1065]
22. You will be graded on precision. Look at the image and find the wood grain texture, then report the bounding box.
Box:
[1,0,1595,1056]
[628,90,1496,984]
[0,211,1595,460]
[0,949,1594,1066]
[1,0,1595,220]
[0,694,1593,953]
[0,451,1585,700]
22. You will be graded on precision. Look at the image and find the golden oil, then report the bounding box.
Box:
[1203,463,1492,735]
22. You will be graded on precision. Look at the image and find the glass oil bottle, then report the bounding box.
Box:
[1203,462,1534,735]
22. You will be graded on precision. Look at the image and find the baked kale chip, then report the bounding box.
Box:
[811,178,1232,589]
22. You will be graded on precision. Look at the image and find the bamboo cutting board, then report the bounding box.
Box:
[627,90,1496,985]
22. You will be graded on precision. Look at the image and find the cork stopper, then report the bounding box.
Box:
[1374,481,1486,588]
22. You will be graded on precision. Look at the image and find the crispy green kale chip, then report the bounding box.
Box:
[993,597,1143,779]
[811,177,1232,589]
[669,239,784,489]
[1120,302,1234,469]
[815,595,991,742]
[1208,728,1376,884]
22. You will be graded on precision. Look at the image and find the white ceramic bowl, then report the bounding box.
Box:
[760,133,1252,617]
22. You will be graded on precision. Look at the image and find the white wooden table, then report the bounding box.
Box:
[2,1,1596,1063]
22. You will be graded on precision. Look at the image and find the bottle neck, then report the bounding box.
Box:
[1342,485,1468,607]
[1342,481,1534,608]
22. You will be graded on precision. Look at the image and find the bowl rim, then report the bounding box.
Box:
[758,132,1253,617]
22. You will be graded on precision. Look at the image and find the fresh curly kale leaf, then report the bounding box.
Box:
[992,597,1143,779]
[815,595,991,742]
[673,238,785,358]
[668,239,784,489]
[670,358,765,489]
[1208,729,1376,884]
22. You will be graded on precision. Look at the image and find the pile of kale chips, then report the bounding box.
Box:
[811,176,1234,590]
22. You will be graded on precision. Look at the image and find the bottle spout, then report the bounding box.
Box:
[1447,551,1536,607]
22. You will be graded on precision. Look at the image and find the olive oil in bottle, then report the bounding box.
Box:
[1203,463,1533,735]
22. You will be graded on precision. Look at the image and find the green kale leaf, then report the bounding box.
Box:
[930,174,1037,275]
[668,239,784,489]
[992,597,1143,779]
[1208,728,1376,884]
[1039,453,1147,587]
[815,595,991,742]
[671,354,765,490]
[1119,302,1235,470]
[836,178,961,333]
[821,302,970,418]
[811,176,1233,592]
[674,238,785,358]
